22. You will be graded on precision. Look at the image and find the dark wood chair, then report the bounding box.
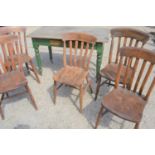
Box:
[95,28,149,100]
[95,47,155,129]
[53,32,96,112]
[0,35,38,120]
[0,26,40,83]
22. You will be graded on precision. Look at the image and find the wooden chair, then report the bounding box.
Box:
[0,35,38,120]
[53,32,96,112]
[95,28,149,100]
[0,26,40,83]
[95,47,155,129]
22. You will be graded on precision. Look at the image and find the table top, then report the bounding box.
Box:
[28,26,109,43]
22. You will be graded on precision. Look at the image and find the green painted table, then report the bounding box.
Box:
[28,26,109,79]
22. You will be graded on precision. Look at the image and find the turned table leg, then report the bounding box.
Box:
[95,43,104,81]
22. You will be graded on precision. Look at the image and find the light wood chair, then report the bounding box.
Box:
[0,35,38,119]
[95,28,149,100]
[0,26,40,83]
[95,47,155,129]
[53,32,96,112]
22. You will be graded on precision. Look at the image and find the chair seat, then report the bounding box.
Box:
[53,65,88,87]
[103,87,146,122]
[0,70,27,93]
[100,63,133,83]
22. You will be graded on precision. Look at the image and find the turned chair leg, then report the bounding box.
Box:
[79,85,84,113]
[25,84,38,110]
[29,60,40,83]
[53,81,57,104]
[95,75,101,100]
[134,122,140,129]
[0,93,5,120]
[95,104,104,129]
[86,76,93,94]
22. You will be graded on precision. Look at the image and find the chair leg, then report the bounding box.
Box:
[95,104,104,129]
[25,62,30,74]
[48,46,53,63]
[25,84,38,110]
[108,80,111,87]
[95,75,101,100]
[86,76,93,94]
[0,93,5,120]
[29,60,40,83]
[134,122,140,129]
[79,85,84,113]
[53,81,57,104]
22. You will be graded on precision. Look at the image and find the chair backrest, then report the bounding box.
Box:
[0,35,22,73]
[0,26,28,55]
[115,47,155,101]
[109,28,149,65]
[62,32,97,70]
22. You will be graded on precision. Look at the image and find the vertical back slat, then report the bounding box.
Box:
[0,55,7,73]
[115,37,121,63]
[63,41,67,66]
[123,37,127,47]
[108,37,114,64]
[123,57,132,87]
[1,44,7,61]
[134,40,139,47]
[18,32,23,54]
[82,42,89,68]
[74,40,78,66]
[78,41,84,67]
[24,31,28,54]
[86,43,95,70]
[129,38,134,47]
[115,56,123,88]
[7,42,16,70]
[133,60,147,92]
[69,40,72,65]
[139,63,154,95]
[129,58,139,90]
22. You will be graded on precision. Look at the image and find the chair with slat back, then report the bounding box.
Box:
[0,35,38,119]
[53,32,96,112]
[95,47,155,129]
[95,28,149,100]
[0,26,40,83]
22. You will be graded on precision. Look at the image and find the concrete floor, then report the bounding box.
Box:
[0,26,155,129]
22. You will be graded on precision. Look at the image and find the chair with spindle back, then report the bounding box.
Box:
[53,32,96,112]
[0,26,40,83]
[0,35,38,119]
[95,28,149,100]
[95,47,155,129]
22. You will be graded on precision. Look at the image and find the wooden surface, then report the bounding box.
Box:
[95,47,155,129]
[28,26,109,43]
[0,35,38,119]
[0,26,40,83]
[95,28,149,100]
[53,32,96,112]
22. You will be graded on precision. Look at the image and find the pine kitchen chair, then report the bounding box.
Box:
[0,26,40,83]
[0,35,38,119]
[95,28,149,100]
[95,47,155,129]
[53,32,97,112]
